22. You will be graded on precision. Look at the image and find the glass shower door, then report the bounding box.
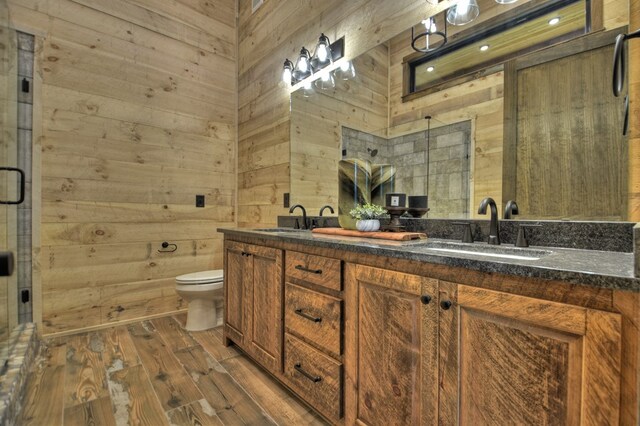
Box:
[0,0,18,368]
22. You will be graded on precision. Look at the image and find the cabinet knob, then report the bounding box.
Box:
[420,295,432,305]
[440,300,452,310]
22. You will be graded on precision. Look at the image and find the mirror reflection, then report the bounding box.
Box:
[289,0,627,221]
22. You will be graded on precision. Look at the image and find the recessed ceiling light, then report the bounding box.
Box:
[426,66,435,72]
[548,17,560,25]
[480,44,490,51]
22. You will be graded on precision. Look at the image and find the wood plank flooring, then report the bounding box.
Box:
[20,314,328,425]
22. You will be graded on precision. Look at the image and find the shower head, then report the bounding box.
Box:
[367,148,378,157]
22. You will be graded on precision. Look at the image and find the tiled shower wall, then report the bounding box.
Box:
[342,121,471,218]
[16,32,33,324]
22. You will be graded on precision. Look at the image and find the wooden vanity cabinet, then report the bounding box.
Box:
[345,264,623,425]
[344,264,439,426]
[282,250,344,423]
[223,240,283,375]
[444,282,622,425]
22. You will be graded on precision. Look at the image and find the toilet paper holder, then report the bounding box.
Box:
[158,241,178,253]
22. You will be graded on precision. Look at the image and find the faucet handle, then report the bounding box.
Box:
[516,224,542,248]
[452,222,474,243]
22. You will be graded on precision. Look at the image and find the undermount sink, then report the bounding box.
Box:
[253,227,309,233]
[416,240,552,261]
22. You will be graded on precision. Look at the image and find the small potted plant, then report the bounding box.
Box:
[349,203,388,232]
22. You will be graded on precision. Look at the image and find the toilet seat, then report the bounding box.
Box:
[176,270,223,285]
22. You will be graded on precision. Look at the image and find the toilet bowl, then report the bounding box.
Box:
[175,270,224,331]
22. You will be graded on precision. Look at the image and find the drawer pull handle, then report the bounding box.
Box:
[294,308,322,323]
[294,363,322,383]
[295,265,322,274]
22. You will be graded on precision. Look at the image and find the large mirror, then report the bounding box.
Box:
[289,0,628,221]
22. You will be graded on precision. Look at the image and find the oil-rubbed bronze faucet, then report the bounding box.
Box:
[478,197,500,245]
[318,205,335,228]
[289,204,308,229]
[504,200,519,219]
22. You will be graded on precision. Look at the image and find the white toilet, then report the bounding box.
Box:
[175,270,224,331]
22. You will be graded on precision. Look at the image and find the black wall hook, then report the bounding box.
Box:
[158,241,177,253]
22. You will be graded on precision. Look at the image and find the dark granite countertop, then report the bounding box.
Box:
[218,227,639,292]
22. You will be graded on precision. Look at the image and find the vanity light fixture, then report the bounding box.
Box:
[314,70,336,90]
[282,59,294,84]
[411,15,447,53]
[293,47,313,81]
[447,0,480,26]
[335,60,356,80]
[548,17,561,25]
[479,44,490,51]
[313,33,332,66]
[282,35,346,87]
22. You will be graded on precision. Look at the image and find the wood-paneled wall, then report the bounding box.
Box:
[290,45,389,213]
[8,0,237,335]
[629,0,640,220]
[237,0,455,228]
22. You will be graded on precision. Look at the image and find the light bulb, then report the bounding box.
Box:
[340,62,350,72]
[282,68,292,84]
[321,72,330,82]
[317,44,328,63]
[299,57,308,73]
[303,80,312,89]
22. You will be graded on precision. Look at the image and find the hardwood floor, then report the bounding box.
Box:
[19,314,328,425]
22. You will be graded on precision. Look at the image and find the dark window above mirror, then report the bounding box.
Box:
[404,0,598,100]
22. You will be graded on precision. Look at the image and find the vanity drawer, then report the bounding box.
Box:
[285,251,341,291]
[284,333,343,422]
[285,283,342,358]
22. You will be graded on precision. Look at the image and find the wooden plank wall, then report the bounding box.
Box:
[289,45,389,213]
[629,0,640,221]
[387,0,628,217]
[237,0,455,228]
[7,0,237,335]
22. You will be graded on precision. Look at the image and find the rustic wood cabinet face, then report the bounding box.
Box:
[344,264,439,426]
[224,241,284,374]
[346,264,623,425]
[442,283,622,425]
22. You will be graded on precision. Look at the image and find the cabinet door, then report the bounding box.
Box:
[224,241,250,345]
[440,282,622,425]
[345,264,439,426]
[245,244,283,374]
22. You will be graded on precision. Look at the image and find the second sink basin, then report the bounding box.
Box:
[415,240,552,261]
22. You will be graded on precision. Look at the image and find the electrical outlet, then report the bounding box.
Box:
[195,195,205,208]
[283,193,290,208]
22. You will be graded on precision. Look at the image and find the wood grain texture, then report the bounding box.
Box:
[455,284,622,425]
[245,244,284,374]
[285,250,342,292]
[63,333,110,408]
[613,290,640,426]
[174,345,276,425]
[165,399,223,426]
[283,332,343,423]
[628,0,640,220]
[107,365,170,426]
[7,0,236,335]
[127,321,202,411]
[345,264,438,426]
[20,341,67,426]
[285,282,342,358]
[221,355,328,425]
[516,44,627,220]
[63,397,116,426]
